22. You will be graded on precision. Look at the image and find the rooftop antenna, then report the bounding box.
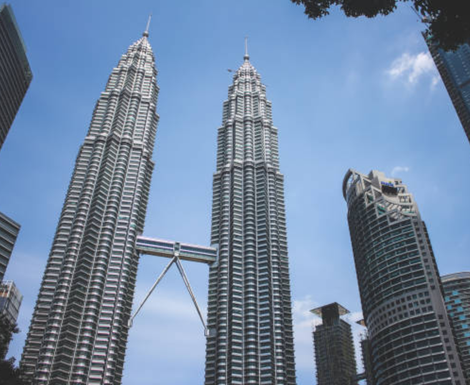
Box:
[143,14,152,37]
[244,36,249,61]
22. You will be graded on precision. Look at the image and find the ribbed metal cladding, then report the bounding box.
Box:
[20,33,159,385]
[204,54,296,385]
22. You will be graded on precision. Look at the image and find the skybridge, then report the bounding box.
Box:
[129,235,218,336]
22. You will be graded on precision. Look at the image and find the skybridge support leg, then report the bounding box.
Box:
[175,257,209,336]
[128,256,177,328]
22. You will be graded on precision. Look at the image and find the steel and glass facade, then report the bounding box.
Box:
[0,280,22,325]
[442,272,470,380]
[20,30,159,384]
[311,303,357,385]
[0,3,32,152]
[425,34,470,145]
[0,210,20,281]
[343,169,466,384]
[359,334,376,385]
[204,53,296,384]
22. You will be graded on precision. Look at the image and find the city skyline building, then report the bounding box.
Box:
[0,281,22,360]
[204,48,296,384]
[0,210,20,281]
[0,280,22,325]
[343,169,466,384]
[20,25,159,384]
[311,302,357,385]
[425,34,470,145]
[442,272,470,380]
[358,333,375,385]
[0,3,32,152]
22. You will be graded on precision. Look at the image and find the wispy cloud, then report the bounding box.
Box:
[292,296,318,371]
[391,166,410,177]
[387,52,439,88]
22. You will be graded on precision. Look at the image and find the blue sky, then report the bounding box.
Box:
[1,1,469,384]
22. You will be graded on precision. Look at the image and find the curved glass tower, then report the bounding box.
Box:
[343,169,465,385]
[204,51,296,385]
[21,29,159,384]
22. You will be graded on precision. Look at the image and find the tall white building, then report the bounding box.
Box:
[21,27,159,384]
[204,50,296,384]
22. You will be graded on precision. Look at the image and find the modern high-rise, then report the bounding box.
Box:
[442,272,470,380]
[311,302,357,385]
[0,280,22,325]
[20,26,159,384]
[343,169,466,384]
[0,3,32,152]
[359,333,375,385]
[204,50,296,384]
[425,34,470,144]
[0,211,20,281]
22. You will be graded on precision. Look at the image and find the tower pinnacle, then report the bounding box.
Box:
[244,36,249,61]
[143,14,151,37]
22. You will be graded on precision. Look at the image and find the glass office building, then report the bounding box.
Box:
[343,169,465,384]
[0,4,32,152]
[426,35,470,145]
[311,302,357,385]
[0,211,20,281]
[0,280,22,325]
[442,272,470,380]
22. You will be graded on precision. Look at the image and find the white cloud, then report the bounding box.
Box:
[431,75,440,89]
[387,52,438,87]
[391,166,410,177]
[292,296,318,372]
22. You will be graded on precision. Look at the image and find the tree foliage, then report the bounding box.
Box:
[290,0,470,50]
[0,358,26,385]
[0,315,25,385]
[0,315,18,360]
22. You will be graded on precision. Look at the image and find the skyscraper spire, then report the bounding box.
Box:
[143,14,152,37]
[244,36,249,61]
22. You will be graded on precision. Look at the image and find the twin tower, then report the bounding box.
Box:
[20,29,297,384]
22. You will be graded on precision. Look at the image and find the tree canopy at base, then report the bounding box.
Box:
[0,315,25,385]
[290,0,470,51]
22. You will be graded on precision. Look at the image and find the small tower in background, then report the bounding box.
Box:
[311,302,357,385]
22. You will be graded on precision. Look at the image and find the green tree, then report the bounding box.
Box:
[0,314,18,360]
[0,357,26,385]
[290,0,470,50]
[0,315,25,385]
